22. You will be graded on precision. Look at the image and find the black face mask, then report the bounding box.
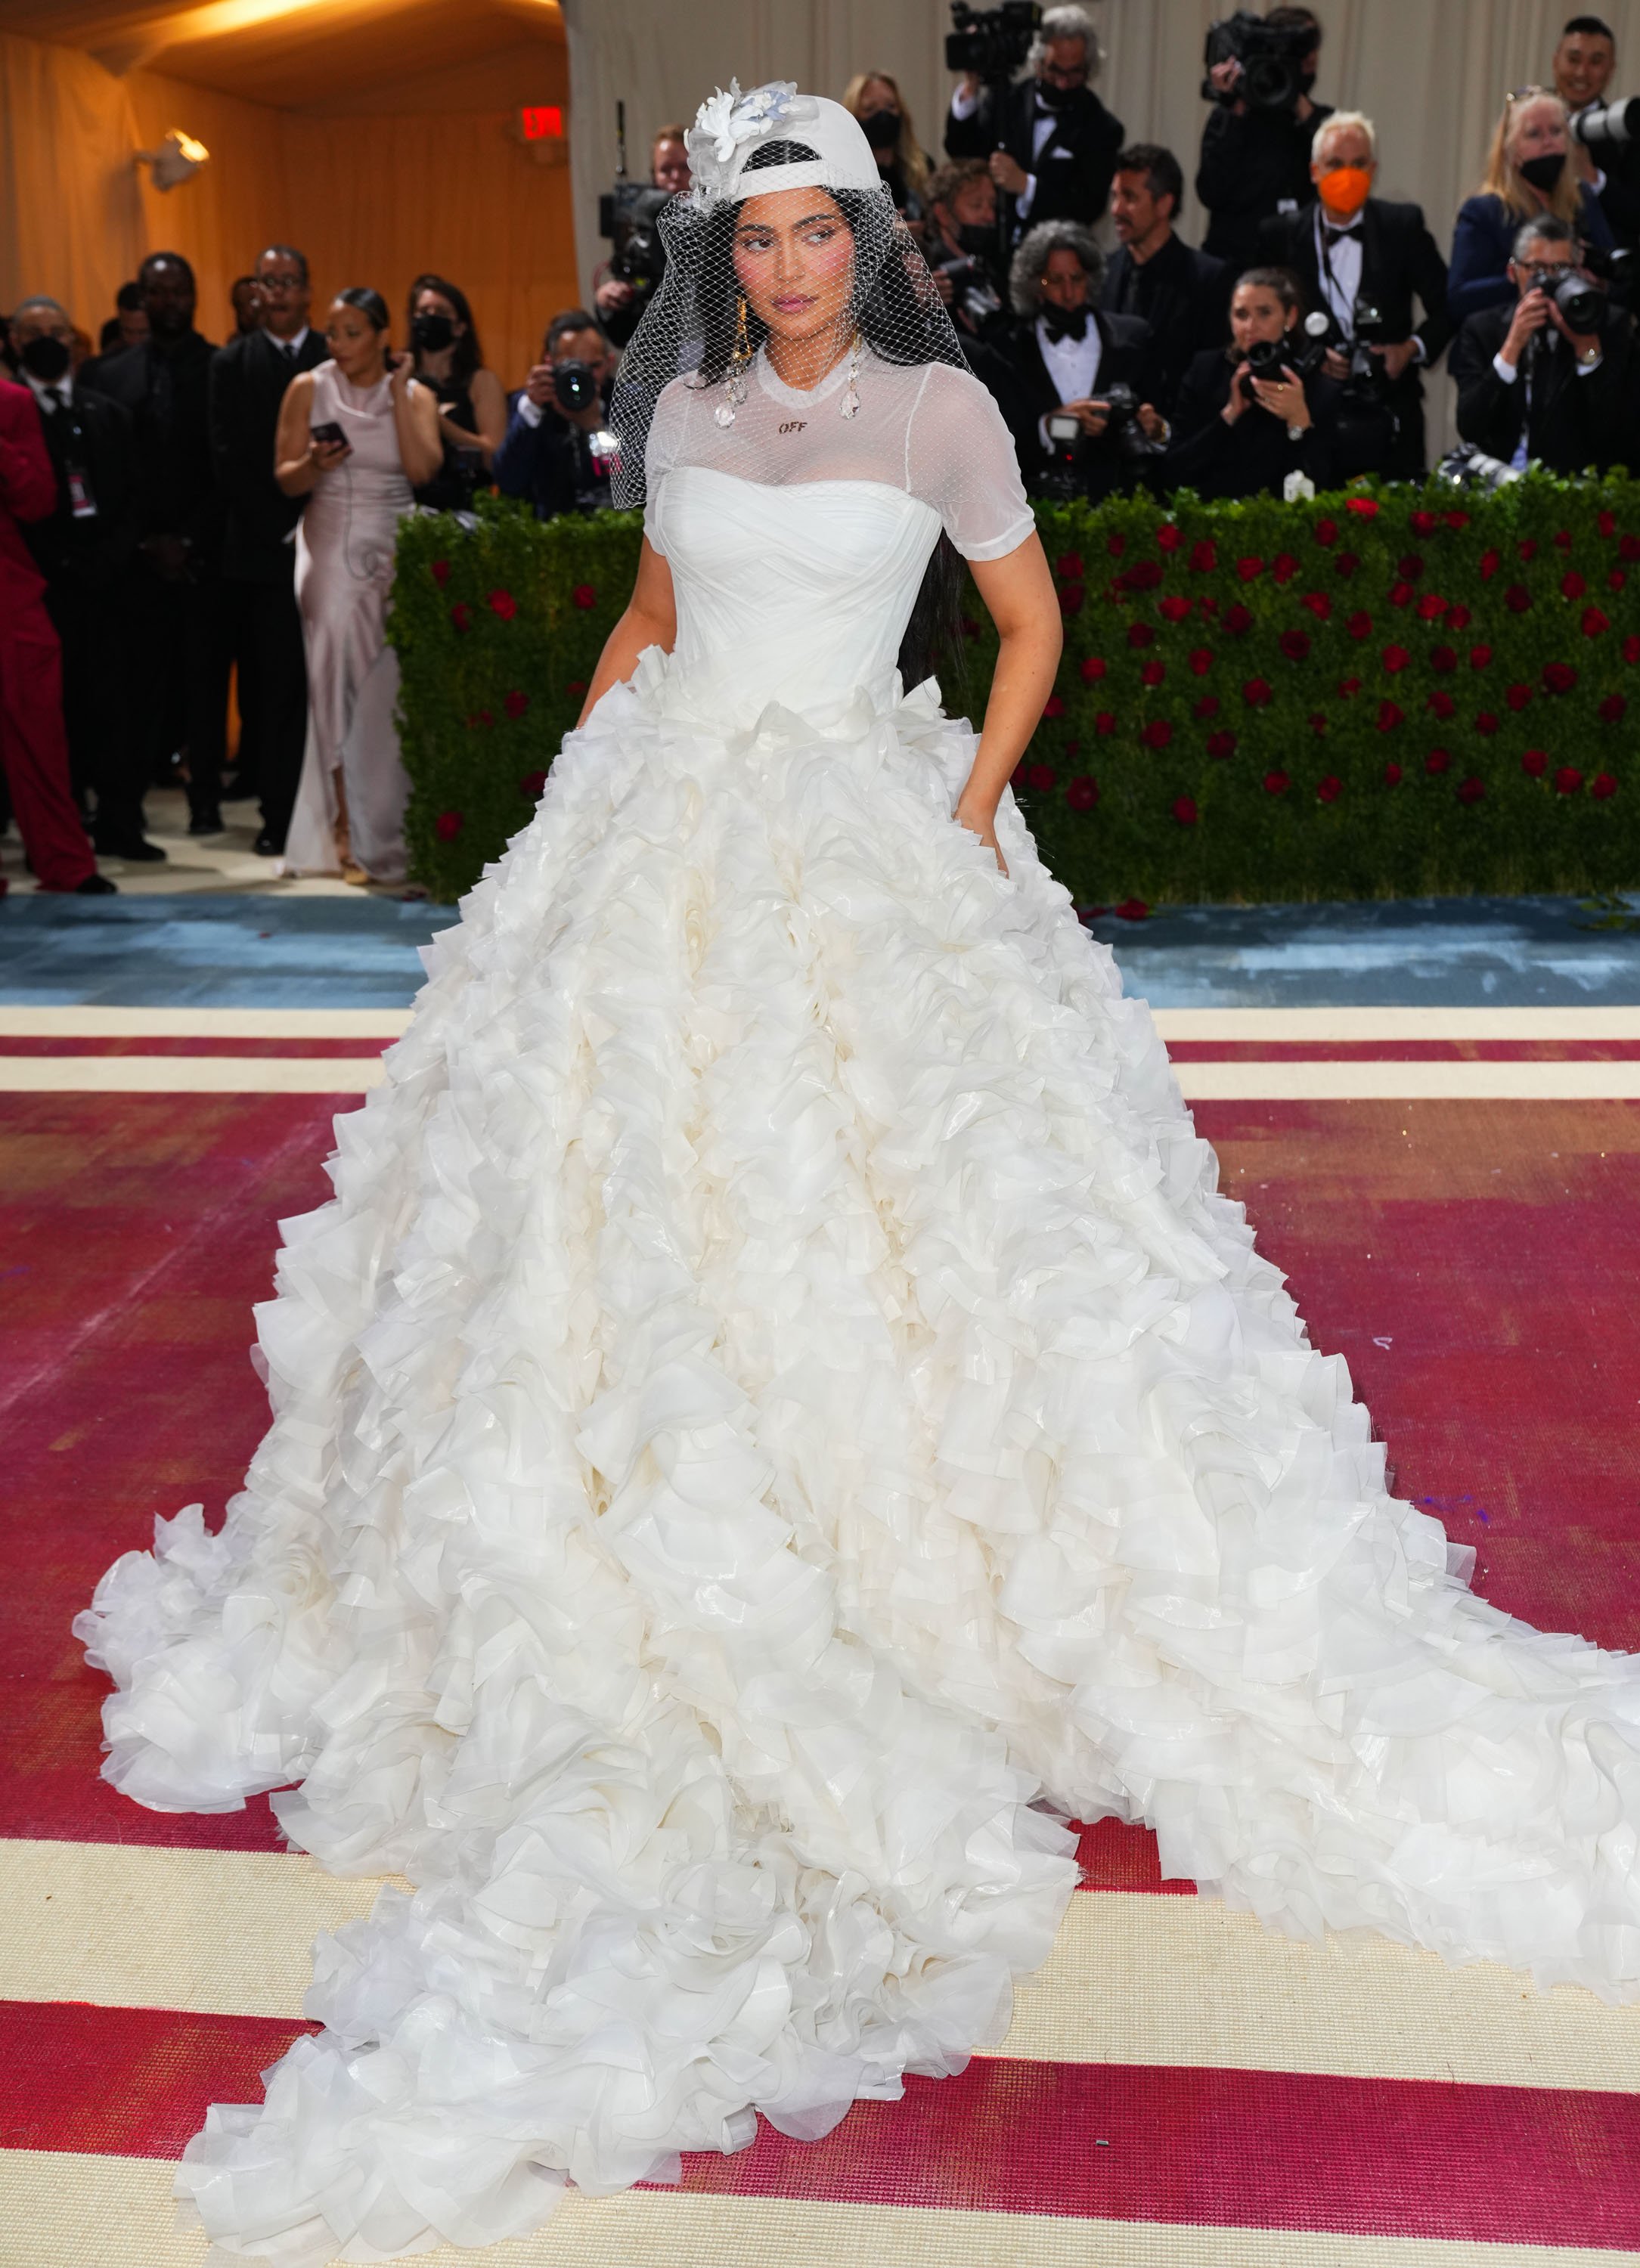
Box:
[1298,66,1318,92]
[861,107,900,150]
[956,222,996,255]
[20,334,71,382]
[1519,150,1567,191]
[411,311,456,353]
[1037,79,1080,107]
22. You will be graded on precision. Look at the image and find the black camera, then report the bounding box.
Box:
[1585,243,1637,314]
[1572,94,1640,150]
[945,0,1041,84]
[598,181,671,301]
[552,359,600,415]
[1238,312,1328,398]
[1203,10,1316,112]
[930,253,1005,331]
[1548,268,1606,333]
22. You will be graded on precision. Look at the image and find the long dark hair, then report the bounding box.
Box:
[692,141,967,686]
[407,272,482,383]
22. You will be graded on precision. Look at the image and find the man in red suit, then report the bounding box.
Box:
[0,379,113,894]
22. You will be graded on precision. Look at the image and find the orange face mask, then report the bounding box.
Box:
[1318,165,1372,221]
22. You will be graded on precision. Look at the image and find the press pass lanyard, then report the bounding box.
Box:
[57,407,98,519]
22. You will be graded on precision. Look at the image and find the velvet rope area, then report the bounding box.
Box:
[391,477,1640,906]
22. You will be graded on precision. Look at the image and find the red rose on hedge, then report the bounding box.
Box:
[1095,711,1118,734]
[1427,689,1456,717]
[1026,762,1057,792]
[1272,553,1297,584]
[1430,644,1457,673]
[1554,529,1573,550]
[1389,580,1415,608]
[1611,569,1628,591]
[1626,634,1640,662]
[1416,593,1448,621]
[1066,775,1099,810]
[435,810,463,840]
[1316,775,1341,803]
[1243,677,1273,706]
[1313,518,1338,546]
[1457,776,1485,804]
[1338,674,1362,696]
[1384,761,1403,785]
[1127,621,1156,647]
[1598,510,1617,536]
[1518,538,1539,562]
[1621,534,1640,562]
[1223,602,1254,634]
[1505,683,1532,711]
[1474,711,1500,735]
[1080,655,1108,682]
[1592,772,1618,799]
[431,559,451,587]
[1397,553,1424,581]
[1125,559,1164,591]
[1346,609,1372,639]
[1280,627,1310,661]
[1141,659,1166,686]
[1542,662,1577,693]
[1521,749,1548,777]
[1235,555,1263,581]
[1194,693,1222,718]
[1555,766,1583,795]
[1058,582,1086,615]
[1300,590,1332,619]
[1478,548,1500,580]
[504,689,530,719]
[1043,694,1067,718]
[450,601,473,632]
[1444,510,1471,529]
[1446,605,1472,631]
[1410,511,1438,536]
[1140,718,1173,749]
[1425,747,1451,773]
[1056,551,1085,579]
[1346,496,1379,516]
[1582,606,1611,637]
[1505,584,1531,612]
[1157,523,1182,553]
[519,770,547,799]
[566,678,587,695]
[1561,569,1587,599]
[1600,693,1628,723]
[1375,699,1404,732]
[1159,593,1192,622]
[1333,550,1359,577]
[1115,897,1149,919]
[570,583,597,611]
[1382,643,1409,672]
[1173,795,1198,826]
[1207,730,1237,758]
[1188,646,1214,674]
[1308,711,1328,734]
[1263,770,1289,793]
[1469,644,1493,668]
[488,587,518,620]
[1190,538,1217,572]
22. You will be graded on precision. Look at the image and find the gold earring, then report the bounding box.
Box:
[717,293,753,428]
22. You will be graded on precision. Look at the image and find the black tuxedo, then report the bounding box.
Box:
[973,308,1152,501]
[1259,197,1451,476]
[1449,303,1632,476]
[945,79,1124,234]
[1161,347,1340,500]
[209,326,327,846]
[1102,234,1230,417]
[22,382,147,847]
[1196,100,1334,273]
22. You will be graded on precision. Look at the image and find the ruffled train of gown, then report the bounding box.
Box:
[77,655,1640,2264]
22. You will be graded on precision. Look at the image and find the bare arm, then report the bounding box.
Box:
[445,366,507,466]
[575,538,677,725]
[954,531,1062,875]
[391,365,445,489]
[274,371,333,495]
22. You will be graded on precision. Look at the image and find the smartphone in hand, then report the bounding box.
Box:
[310,420,346,447]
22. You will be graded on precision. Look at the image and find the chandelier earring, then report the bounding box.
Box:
[840,327,862,420]
[717,294,754,427]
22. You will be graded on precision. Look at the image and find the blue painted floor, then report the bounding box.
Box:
[2,889,1638,1011]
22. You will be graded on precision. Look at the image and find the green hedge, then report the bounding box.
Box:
[391,476,1640,906]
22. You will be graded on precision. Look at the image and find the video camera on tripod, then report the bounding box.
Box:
[1201,10,1317,112]
[945,0,1040,84]
[597,102,671,341]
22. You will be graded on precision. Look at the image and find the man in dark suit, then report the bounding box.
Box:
[1554,14,1640,252]
[1449,213,1631,474]
[210,243,326,856]
[972,220,1159,501]
[1102,143,1229,418]
[82,250,228,835]
[494,310,618,522]
[944,2,1123,243]
[1196,4,1332,274]
[8,296,154,863]
[1259,110,1451,478]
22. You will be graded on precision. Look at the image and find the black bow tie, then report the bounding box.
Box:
[1040,305,1090,343]
[1323,220,1363,240]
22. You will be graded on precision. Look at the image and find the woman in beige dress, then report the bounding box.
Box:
[274,287,442,885]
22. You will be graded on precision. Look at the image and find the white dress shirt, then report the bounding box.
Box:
[949,82,1058,221]
[1313,211,1364,337]
[1035,314,1102,449]
[23,370,73,417]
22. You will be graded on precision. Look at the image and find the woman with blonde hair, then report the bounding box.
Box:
[1449,85,1613,320]
[842,69,931,216]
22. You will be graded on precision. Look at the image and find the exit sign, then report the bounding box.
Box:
[519,104,563,141]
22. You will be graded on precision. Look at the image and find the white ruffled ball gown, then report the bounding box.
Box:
[76,355,1640,2266]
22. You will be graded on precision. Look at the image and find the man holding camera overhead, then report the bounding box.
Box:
[1259,111,1450,478]
[1196,5,1332,274]
[944,2,1124,242]
[1552,15,1640,253]
[1448,214,1631,475]
[493,312,618,521]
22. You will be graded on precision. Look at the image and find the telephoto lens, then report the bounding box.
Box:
[1239,335,1288,398]
[553,359,599,414]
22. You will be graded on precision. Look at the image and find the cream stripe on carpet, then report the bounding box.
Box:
[0,2151,1632,2268]
[2,1842,1635,2092]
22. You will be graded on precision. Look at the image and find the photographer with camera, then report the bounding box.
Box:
[1449,215,1630,476]
[594,124,691,349]
[1102,143,1230,418]
[923,160,1011,346]
[1553,15,1640,252]
[1196,7,1332,274]
[1260,111,1450,477]
[972,220,1161,503]
[944,3,1124,243]
[1162,266,1340,498]
[493,311,619,522]
[1449,88,1613,321]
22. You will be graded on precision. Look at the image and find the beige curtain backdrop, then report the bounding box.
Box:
[561,0,1640,452]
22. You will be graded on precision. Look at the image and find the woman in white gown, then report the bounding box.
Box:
[77,85,1640,2268]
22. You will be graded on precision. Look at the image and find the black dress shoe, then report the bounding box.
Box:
[253,829,285,857]
[75,872,119,894]
[92,835,169,863]
[188,807,225,836]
